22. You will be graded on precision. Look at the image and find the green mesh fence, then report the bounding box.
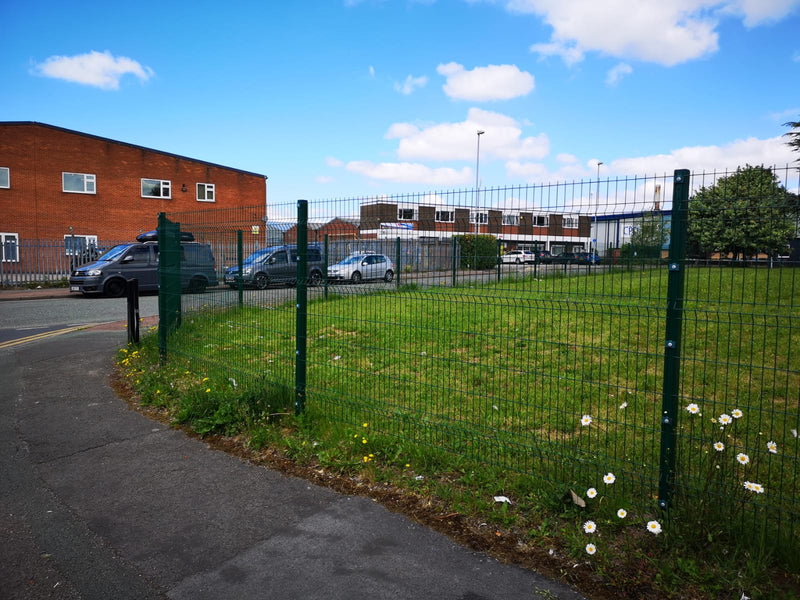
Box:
[160,166,800,550]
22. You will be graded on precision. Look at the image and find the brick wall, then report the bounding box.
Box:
[0,122,267,243]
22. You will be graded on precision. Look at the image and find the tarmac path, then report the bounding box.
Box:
[0,326,586,600]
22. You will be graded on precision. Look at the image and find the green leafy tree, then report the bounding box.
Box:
[784,119,800,158]
[454,234,497,270]
[688,165,798,261]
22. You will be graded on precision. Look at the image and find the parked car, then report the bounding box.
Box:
[69,236,217,297]
[224,244,325,289]
[533,250,552,263]
[501,250,535,264]
[553,251,601,265]
[327,253,395,283]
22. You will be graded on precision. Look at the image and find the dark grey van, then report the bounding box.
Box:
[69,239,218,297]
[223,244,325,289]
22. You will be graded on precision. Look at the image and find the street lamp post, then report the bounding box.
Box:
[595,161,603,257]
[475,130,485,235]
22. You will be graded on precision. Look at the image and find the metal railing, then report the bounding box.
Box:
[159,166,800,550]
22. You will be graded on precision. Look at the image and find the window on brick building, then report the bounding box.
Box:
[141,179,171,198]
[398,207,417,221]
[1,233,19,263]
[435,210,454,223]
[62,172,96,194]
[563,217,578,229]
[502,213,520,226]
[0,167,9,189]
[197,183,215,202]
[64,234,99,257]
[469,212,488,225]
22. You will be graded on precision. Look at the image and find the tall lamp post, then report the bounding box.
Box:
[475,130,485,235]
[595,161,603,257]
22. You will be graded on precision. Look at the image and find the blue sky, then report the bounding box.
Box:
[2,0,799,206]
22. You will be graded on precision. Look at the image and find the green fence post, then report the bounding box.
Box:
[237,230,243,307]
[496,238,501,282]
[658,169,690,510]
[295,200,309,416]
[157,212,181,362]
[452,237,457,287]
[395,236,401,287]
[324,234,329,300]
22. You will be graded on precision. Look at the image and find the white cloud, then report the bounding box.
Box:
[32,50,154,90]
[345,161,472,185]
[369,65,376,77]
[610,135,796,174]
[390,107,549,161]
[316,175,335,184]
[394,74,429,95]
[325,156,344,167]
[437,62,534,101]
[606,62,633,86]
[510,0,800,67]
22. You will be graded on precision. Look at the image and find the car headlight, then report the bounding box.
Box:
[87,269,102,276]
[243,267,253,275]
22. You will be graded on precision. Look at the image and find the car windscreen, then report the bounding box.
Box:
[244,249,272,264]
[98,244,135,261]
[338,255,364,265]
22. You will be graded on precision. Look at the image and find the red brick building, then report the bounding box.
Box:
[0,121,267,261]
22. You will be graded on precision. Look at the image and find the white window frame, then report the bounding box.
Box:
[62,172,96,194]
[435,210,455,223]
[197,182,215,202]
[141,178,172,199]
[397,207,417,221]
[1,232,19,263]
[502,213,520,226]
[563,217,578,229]
[469,212,488,225]
[0,167,9,189]
[64,234,99,256]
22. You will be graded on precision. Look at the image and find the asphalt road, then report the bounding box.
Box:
[0,328,587,600]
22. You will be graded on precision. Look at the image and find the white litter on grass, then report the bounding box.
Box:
[415,475,424,480]
[494,495,512,504]
[333,355,341,361]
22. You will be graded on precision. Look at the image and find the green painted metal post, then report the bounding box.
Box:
[157,212,181,362]
[496,238,502,282]
[452,236,457,287]
[658,169,690,510]
[295,200,309,416]
[237,230,243,307]
[395,237,401,287]
[324,234,329,300]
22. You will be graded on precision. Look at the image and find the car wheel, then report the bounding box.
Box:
[188,277,207,294]
[309,270,323,286]
[515,258,521,264]
[104,279,126,298]
[351,271,362,283]
[254,273,269,290]
[384,269,394,282]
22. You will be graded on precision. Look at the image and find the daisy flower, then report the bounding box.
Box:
[619,401,628,409]
[736,453,750,465]
[719,413,732,426]
[743,481,755,492]
[686,403,700,415]
[603,472,616,485]
[583,520,597,534]
[581,414,593,426]
[752,483,765,494]
[586,487,597,499]
[767,441,778,454]
[647,520,662,535]
[731,409,743,419]
[585,543,597,555]
[617,508,627,519]
[713,441,725,452]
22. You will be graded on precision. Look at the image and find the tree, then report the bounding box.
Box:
[784,119,800,158]
[454,234,497,270]
[688,165,798,261]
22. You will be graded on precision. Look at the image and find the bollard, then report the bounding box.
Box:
[126,278,140,345]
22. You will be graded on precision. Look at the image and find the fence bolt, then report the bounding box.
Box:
[662,416,672,425]
[665,340,675,349]
[669,263,680,271]
[658,499,669,509]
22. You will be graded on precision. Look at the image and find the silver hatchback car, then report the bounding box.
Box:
[327,253,395,283]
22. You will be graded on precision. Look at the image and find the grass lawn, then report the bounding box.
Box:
[118,264,800,600]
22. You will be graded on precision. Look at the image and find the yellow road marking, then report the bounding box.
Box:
[0,325,88,350]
